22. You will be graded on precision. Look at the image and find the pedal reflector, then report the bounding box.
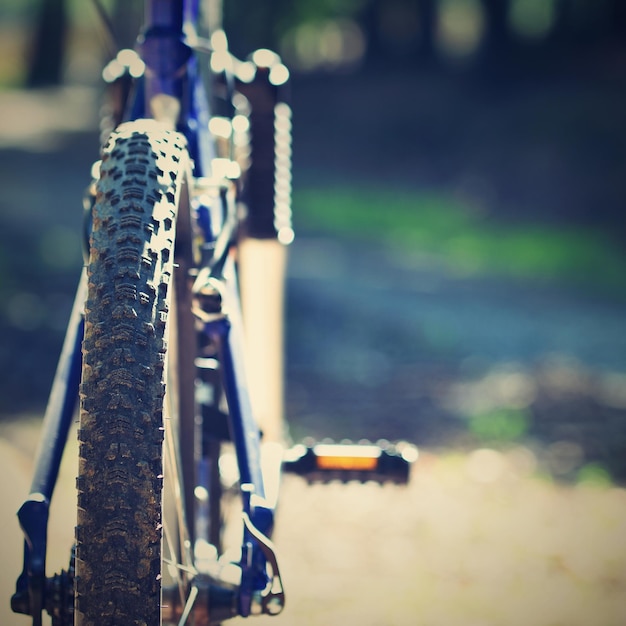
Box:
[314,444,380,472]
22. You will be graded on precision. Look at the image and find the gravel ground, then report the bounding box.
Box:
[3,417,626,626]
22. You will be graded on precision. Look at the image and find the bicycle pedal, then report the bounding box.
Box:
[282,440,418,484]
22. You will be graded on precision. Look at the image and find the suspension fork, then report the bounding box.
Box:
[192,252,285,617]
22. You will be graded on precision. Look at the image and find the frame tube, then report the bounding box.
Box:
[30,269,86,500]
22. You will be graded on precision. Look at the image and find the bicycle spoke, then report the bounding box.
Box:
[178,585,199,626]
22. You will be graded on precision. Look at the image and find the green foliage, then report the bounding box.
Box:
[510,0,557,39]
[576,462,612,487]
[295,185,626,296]
[468,408,530,442]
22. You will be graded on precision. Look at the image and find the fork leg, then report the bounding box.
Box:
[238,238,288,443]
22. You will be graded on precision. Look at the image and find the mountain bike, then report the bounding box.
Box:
[11,1,415,624]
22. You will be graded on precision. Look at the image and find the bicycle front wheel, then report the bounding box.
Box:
[76,120,196,625]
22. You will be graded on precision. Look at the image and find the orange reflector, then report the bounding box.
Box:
[314,444,380,472]
[316,455,379,471]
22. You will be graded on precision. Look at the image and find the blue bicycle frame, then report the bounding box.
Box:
[13,0,285,622]
[12,2,414,622]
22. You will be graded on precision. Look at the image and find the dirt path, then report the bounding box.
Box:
[1,418,76,626]
[3,418,626,626]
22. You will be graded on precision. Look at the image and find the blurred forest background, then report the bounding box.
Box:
[1,0,626,484]
[5,0,626,87]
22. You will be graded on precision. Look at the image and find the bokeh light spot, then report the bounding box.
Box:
[577,463,612,488]
[39,226,80,270]
[282,19,365,71]
[437,0,485,60]
[469,407,530,443]
[510,0,556,40]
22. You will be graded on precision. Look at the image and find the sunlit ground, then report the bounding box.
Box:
[2,416,626,626]
[263,460,626,626]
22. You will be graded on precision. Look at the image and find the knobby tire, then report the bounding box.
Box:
[76,120,194,626]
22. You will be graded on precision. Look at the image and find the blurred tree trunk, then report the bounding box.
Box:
[360,0,438,67]
[609,0,626,41]
[360,0,384,65]
[27,0,68,87]
[480,0,511,57]
[416,0,438,65]
[479,0,512,76]
[551,0,573,42]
